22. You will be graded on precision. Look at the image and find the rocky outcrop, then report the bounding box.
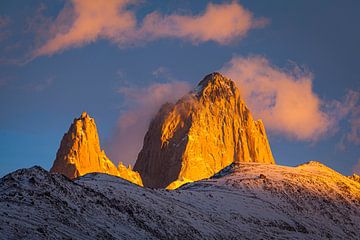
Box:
[134,73,275,188]
[50,112,142,186]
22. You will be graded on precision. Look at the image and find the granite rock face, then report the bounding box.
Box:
[50,112,142,186]
[134,73,275,188]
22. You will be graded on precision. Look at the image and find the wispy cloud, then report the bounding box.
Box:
[139,1,267,45]
[353,159,360,175]
[151,66,178,82]
[24,77,54,92]
[336,90,360,149]
[32,0,136,57]
[0,15,10,42]
[0,15,10,29]
[347,107,360,145]
[0,77,11,88]
[106,80,191,166]
[30,1,266,58]
[220,56,360,141]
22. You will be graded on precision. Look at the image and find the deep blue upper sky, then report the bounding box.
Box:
[0,0,359,177]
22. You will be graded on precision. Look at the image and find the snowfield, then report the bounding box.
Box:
[1,161,360,239]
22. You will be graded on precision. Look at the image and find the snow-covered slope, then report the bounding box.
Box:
[1,162,360,239]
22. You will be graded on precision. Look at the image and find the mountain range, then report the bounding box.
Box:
[1,73,360,239]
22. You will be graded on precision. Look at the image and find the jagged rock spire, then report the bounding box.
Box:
[50,112,143,186]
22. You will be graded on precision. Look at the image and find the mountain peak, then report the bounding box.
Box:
[134,73,275,188]
[50,112,143,186]
[195,72,237,98]
[80,111,90,119]
[51,112,117,179]
[198,72,231,87]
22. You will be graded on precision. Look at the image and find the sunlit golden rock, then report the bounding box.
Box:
[349,174,360,184]
[117,162,143,186]
[134,73,275,188]
[50,112,143,186]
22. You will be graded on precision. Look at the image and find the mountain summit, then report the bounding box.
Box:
[50,112,142,186]
[134,73,275,188]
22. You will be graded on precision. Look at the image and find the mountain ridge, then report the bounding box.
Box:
[1,161,360,239]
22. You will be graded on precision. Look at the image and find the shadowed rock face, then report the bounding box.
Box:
[50,112,143,186]
[134,73,275,188]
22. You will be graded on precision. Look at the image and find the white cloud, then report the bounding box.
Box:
[31,1,267,58]
[221,56,332,141]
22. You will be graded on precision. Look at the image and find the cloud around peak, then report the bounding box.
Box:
[106,80,191,166]
[31,0,267,58]
[107,58,359,166]
[221,56,359,141]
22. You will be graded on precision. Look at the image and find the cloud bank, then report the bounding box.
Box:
[107,81,191,166]
[32,0,266,58]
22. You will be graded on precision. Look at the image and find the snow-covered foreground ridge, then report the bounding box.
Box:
[1,161,360,239]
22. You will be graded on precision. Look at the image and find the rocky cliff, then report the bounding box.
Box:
[50,112,142,186]
[134,73,275,188]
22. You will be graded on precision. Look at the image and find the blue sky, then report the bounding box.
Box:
[0,0,359,177]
